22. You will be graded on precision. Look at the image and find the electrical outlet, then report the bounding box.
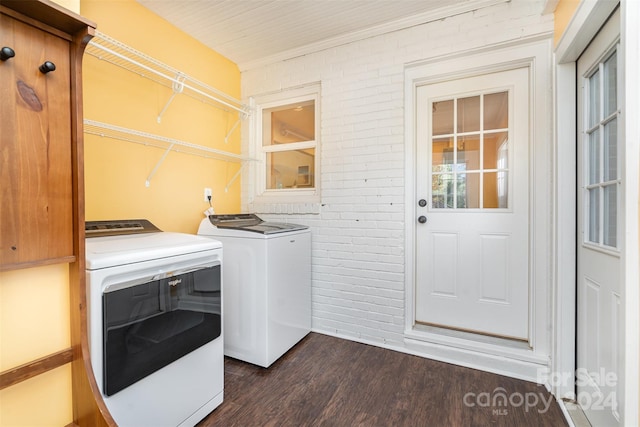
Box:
[204,188,212,203]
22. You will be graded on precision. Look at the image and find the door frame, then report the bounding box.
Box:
[554,1,639,424]
[404,37,553,380]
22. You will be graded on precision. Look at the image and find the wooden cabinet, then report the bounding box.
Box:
[0,2,114,426]
[0,0,89,271]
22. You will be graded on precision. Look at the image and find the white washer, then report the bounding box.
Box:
[198,214,311,367]
[86,220,224,427]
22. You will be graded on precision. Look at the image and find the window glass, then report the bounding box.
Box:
[588,188,600,243]
[604,119,617,181]
[458,135,480,170]
[460,172,480,208]
[483,132,508,170]
[263,100,315,146]
[603,184,617,247]
[432,100,454,135]
[432,173,454,208]
[589,70,600,128]
[604,51,617,117]
[266,150,315,189]
[432,137,454,167]
[482,172,505,208]
[456,96,480,133]
[484,92,508,130]
[588,130,600,185]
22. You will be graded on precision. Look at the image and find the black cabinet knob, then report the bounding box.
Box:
[1,46,15,61]
[39,61,56,74]
[418,199,427,207]
[418,216,427,224]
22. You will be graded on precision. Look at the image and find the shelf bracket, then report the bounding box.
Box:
[224,110,250,144]
[145,143,175,187]
[224,116,241,144]
[157,73,186,123]
[224,161,248,192]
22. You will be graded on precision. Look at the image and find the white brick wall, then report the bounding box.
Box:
[241,1,553,351]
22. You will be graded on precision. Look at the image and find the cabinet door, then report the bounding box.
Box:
[1,12,74,268]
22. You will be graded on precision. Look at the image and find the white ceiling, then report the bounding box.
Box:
[136,0,502,71]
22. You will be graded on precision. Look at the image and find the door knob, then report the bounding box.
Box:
[418,216,427,224]
[39,61,56,74]
[418,199,427,207]
[1,47,15,61]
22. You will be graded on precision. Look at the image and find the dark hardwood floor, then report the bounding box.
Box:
[198,333,568,427]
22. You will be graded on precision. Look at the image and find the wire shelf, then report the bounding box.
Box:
[84,120,255,188]
[85,31,250,117]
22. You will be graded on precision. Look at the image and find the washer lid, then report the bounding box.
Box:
[86,219,161,238]
[205,214,307,234]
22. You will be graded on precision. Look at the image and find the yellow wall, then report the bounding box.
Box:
[0,1,241,426]
[81,0,242,234]
[0,265,73,427]
[554,0,581,46]
[53,0,80,14]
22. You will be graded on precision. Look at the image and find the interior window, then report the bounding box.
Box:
[262,100,316,190]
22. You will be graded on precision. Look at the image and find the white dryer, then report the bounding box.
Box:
[198,214,311,367]
[85,219,224,426]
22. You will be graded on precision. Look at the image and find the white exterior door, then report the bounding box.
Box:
[415,67,530,340]
[576,8,622,426]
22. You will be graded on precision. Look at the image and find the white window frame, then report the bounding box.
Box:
[250,84,321,207]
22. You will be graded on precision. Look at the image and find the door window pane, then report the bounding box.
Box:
[483,132,508,170]
[604,51,617,116]
[457,96,480,133]
[484,92,508,130]
[588,130,600,185]
[458,135,480,170]
[588,188,600,243]
[497,171,508,208]
[432,100,454,135]
[604,119,617,181]
[603,184,617,247]
[432,137,454,167]
[588,70,600,128]
[432,173,454,208]
[483,172,498,208]
[458,172,480,208]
